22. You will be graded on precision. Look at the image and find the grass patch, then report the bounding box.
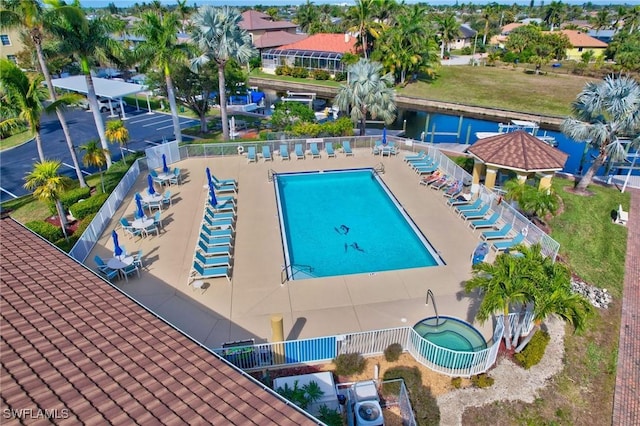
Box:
[251,69,342,88]
[1,130,33,151]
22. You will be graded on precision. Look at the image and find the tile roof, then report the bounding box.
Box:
[559,30,608,48]
[254,31,308,49]
[467,130,568,171]
[278,33,358,54]
[0,218,318,425]
[240,10,297,31]
[501,22,524,35]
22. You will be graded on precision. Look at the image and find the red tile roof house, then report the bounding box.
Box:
[261,33,358,76]
[0,218,319,425]
[556,29,608,61]
[239,10,307,51]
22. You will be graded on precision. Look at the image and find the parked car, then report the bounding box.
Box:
[77,97,124,113]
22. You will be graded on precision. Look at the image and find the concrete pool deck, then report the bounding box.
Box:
[89,149,492,350]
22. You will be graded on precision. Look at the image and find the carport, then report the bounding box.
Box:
[51,75,152,120]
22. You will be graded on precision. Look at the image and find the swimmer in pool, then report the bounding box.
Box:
[351,242,365,252]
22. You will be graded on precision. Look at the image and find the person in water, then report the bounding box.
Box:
[335,225,350,235]
[351,242,364,252]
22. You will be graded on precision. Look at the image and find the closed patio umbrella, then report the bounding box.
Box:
[112,230,123,257]
[382,127,387,145]
[206,167,213,187]
[135,193,144,219]
[147,174,156,195]
[162,154,169,174]
[209,187,217,206]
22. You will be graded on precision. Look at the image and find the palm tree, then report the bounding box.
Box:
[435,12,460,59]
[481,3,500,45]
[334,59,397,136]
[104,119,130,165]
[561,75,640,192]
[465,250,535,350]
[624,6,640,34]
[175,0,190,32]
[295,0,318,34]
[133,10,186,144]
[0,59,79,162]
[24,160,72,240]
[344,0,375,58]
[79,139,109,193]
[51,6,120,168]
[190,6,257,141]
[0,0,87,187]
[544,1,566,31]
[514,245,593,353]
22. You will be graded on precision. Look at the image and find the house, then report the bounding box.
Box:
[0,217,319,425]
[448,24,478,50]
[261,33,358,75]
[0,27,23,64]
[491,22,525,47]
[588,29,617,44]
[558,30,608,60]
[239,10,306,51]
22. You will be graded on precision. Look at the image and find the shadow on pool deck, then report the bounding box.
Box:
[89,149,492,350]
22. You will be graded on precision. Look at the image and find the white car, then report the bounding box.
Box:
[78,97,123,113]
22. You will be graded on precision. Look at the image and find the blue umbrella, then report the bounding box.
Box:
[112,230,123,257]
[162,154,169,174]
[135,195,144,219]
[147,174,156,195]
[209,187,218,206]
[382,127,387,145]
[206,167,213,187]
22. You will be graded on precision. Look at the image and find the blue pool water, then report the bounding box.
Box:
[413,316,487,369]
[274,169,443,279]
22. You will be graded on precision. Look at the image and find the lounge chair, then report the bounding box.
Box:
[404,151,426,162]
[325,142,336,158]
[247,146,257,163]
[199,234,234,247]
[455,198,483,214]
[200,226,234,238]
[189,261,231,283]
[212,175,237,187]
[207,199,236,213]
[443,181,462,197]
[481,223,513,240]
[195,251,231,268]
[294,144,305,159]
[204,210,235,222]
[432,177,455,190]
[213,181,237,194]
[262,145,272,161]
[343,141,354,156]
[419,170,443,186]
[203,212,235,226]
[202,217,235,231]
[469,212,501,230]
[492,233,525,252]
[410,157,436,168]
[415,163,439,175]
[280,144,290,160]
[460,204,491,220]
[197,240,232,256]
[310,143,321,158]
[447,194,472,207]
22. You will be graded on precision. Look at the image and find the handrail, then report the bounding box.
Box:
[268,169,277,182]
[281,263,315,284]
[374,162,385,175]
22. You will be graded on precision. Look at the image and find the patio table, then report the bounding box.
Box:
[157,173,173,185]
[107,256,136,282]
[131,218,154,236]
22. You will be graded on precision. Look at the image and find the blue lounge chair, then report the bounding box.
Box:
[404,151,425,162]
[247,146,257,163]
[262,145,272,161]
[455,198,483,214]
[204,210,235,221]
[280,144,290,160]
[200,226,233,238]
[199,234,233,247]
[294,144,305,159]
[212,175,237,187]
[492,233,525,252]
[197,240,232,256]
[206,200,236,213]
[447,195,472,207]
[310,143,321,158]
[203,217,235,230]
[482,223,513,240]
[431,177,455,190]
[203,213,235,226]
[461,204,491,220]
[213,181,236,194]
[409,157,435,168]
[326,142,336,158]
[416,164,439,175]
[343,141,353,156]
[195,251,231,268]
[469,212,501,230]
[189,262,231,283]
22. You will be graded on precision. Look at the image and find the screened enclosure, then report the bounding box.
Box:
[261,49,346,74]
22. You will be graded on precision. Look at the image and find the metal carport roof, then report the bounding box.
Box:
[51,75,146,99]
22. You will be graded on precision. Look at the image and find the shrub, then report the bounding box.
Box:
[334,71,347,82]
[317,405,343,426]
[451,377,463,389]
[59,186,92,215]
[451,156,474,173]
[384,343,403,362]
[54,235,78,252]
[515,330,550,369]
[382,366,440,425]
[25,220,63,242]
[69,193,108,220]
[333,353,366,376]
[291,67,309,79]
[311,69,331,80]
[275,65,292,76]
[470,373,494,388]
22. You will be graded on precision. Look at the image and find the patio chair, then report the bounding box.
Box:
[279,144,290,160]
[343,141,354,156]
[481,223,513,240]
[469,212,501,230]
[146,199,162,213]
[492,233,525,252]
[460,204,491,220]
[189,262,231,283]
[310,143,321,158]
[169,168,181,185]
[212,175,237,187]
[195,251,231,268]
[262,145,272,161]
[94,255,119,281]
[162,190,172,207]
[153,211,163,230]
[132,249,144,269]
[372,140,382,155]
[143,220,159,237]
[454,198,483,214]
[294,144,305,159]
[325,142,336,158]
[247,146,257,163]
[197,240,232,256]
[122,262,140,280]
[404,151,425,162]
[120,218,142,239]
[97,266,119,282]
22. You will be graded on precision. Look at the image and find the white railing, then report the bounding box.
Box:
[69,160,141,263]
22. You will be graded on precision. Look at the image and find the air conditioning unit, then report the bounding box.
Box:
[352,381,384,426]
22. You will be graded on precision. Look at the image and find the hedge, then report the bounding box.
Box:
[25,220,63,242]
[49,186,92,215]
[69,193,109,220]
[515,330,551,369]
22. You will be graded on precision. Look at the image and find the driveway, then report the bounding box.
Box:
[0,106,198,203]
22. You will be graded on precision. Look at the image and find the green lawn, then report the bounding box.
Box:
[0,130,33,151]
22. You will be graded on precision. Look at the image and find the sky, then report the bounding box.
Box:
[80,0,632,8]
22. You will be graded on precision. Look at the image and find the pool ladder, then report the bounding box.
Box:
[281,263,315,284]
[268,169,277,182]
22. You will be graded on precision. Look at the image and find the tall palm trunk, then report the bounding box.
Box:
[55,199,69,240]
[576,152,606,192]
[503,307,512,350]
[164,65,182,143]
[84,70,112,168]
[35,42,87,187]
[218,62,229,140]
[359,109,367,136]
[34,130,45,161]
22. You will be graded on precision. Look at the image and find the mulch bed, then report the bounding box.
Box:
[44,216,80,235]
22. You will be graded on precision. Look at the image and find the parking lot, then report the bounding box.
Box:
[0,106,198,203]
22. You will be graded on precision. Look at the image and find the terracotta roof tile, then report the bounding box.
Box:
[558,29,608,47]
[0,218,318,425]
[239,10,297,31]
[278,33,358,54]
[467,130,568,171]
[254,31,308,49]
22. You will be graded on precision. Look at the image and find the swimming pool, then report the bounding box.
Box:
[274,169,443,280]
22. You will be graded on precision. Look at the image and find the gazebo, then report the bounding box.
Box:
[466,130,569,192]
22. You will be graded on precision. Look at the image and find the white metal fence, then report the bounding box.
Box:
[69,160,141,263]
